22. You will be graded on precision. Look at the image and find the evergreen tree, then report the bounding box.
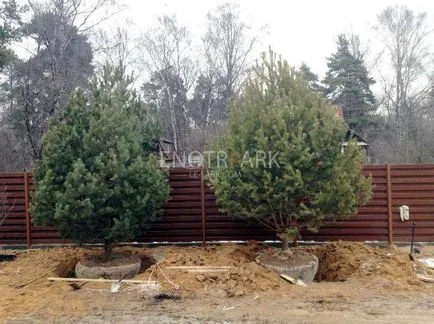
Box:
[0,0,23,70]
[299,63,323,93]
[32,64,170,259]
[323,34,377,137]
[210,50,371,250]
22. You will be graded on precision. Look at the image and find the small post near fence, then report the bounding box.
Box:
[200,167,207,245]
[386,163,394,247]
[24,172,32,248]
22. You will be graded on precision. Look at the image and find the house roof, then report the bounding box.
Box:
[345,129,367,144]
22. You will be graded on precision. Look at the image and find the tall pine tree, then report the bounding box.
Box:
[323,34,377,137]
[210,50,372,250]
[32,64,170,259]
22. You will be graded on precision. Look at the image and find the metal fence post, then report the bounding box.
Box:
[24,172,32,248]
[200,168,207,245]
[386,163,394,247]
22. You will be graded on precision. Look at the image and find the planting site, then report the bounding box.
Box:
[1,0,434,323]
[1,241,434,323]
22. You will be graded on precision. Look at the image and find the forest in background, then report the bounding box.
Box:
[0,0,433,171]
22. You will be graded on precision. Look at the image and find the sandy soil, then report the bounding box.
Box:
[1,242,434,323]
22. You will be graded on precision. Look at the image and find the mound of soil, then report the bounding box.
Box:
[307,241,421,287]
[0,242,428,321]
[0,246,155,320]
[147,245,282,298]
[257,250,314,268]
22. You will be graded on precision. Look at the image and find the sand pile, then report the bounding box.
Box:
[0,247,92,320]
[146,245,282,298]
[0,246,154,320]
[0,242,427,320]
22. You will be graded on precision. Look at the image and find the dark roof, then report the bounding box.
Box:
[345,129,367,144]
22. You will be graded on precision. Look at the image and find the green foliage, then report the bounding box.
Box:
[210,50,372,248]
[32,64,170,256]
[323,34,377,137]
[299,63,323,93]
[0,0,24,70]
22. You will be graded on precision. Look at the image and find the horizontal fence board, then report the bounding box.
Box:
[1,164,434,245]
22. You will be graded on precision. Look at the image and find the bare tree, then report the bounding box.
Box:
[93,25,135,68]
[137,15,195,152]
[202,2,261,124]
[183,3,262,152]
[375,6,434,162]
[27,0,121,36]
[2,0,120,165]
[0,123,27,171]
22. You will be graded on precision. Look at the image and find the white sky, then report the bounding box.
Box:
[112,0,434,81]
[12,0,434,91]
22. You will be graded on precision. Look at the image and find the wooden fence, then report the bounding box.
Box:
[1,164,434,246]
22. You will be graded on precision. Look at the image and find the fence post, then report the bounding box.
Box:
[24,171,31,248]
[386,163,394,247]
[200,168,207,245]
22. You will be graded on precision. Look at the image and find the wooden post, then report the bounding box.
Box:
[386,163,393,247]
[24,172,31,248]
[200,168,206,245]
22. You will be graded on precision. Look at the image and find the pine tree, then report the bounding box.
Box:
[0,0,23,70]
[299,63,323,93]
[32,64,170,259]
[323,34,377,137]
[210,50,372,250]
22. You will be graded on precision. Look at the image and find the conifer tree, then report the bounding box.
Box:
[210,50,372,250]
[299,63,323,93]
[323,34,377,137]
[32,64,170,259]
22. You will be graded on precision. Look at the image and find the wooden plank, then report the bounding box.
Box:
[0,178,29,185]
[391,164,434,169]
[392,169,434,176]
[392,177,434,184]
[186,269,229,273]
[166,266,231,269]
[0,232,27,238]
[47,277,158,284]
[0,172,27,178]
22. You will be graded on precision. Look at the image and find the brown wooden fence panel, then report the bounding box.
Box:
[136,168,204,243]
[1,164,434,246]
[302,165,389,242]
[389,164,434,242]
[0,173,28,245]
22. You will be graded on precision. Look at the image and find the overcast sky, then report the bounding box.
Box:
[13,0,434,90]
[112,0,434,81]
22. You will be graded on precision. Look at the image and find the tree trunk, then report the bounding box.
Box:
[281,237,289,250]
[104,241,113,261]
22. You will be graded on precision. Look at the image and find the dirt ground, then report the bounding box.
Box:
[1,242,434,323]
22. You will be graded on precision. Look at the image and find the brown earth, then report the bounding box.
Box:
[305,241,425,287]
[257,249,316,268]
[154,244,282,297]
[0,242,433,323]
